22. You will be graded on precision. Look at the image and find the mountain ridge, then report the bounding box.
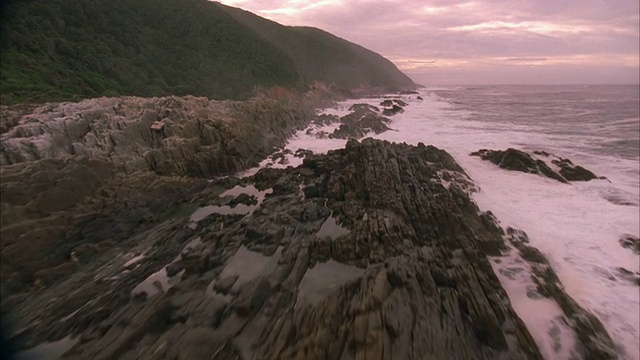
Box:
[216,3,415,92]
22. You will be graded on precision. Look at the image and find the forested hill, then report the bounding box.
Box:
[217,4,416,93]
[0,0,415,105]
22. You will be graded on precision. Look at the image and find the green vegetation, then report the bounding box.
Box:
[0,0,299,104]
[0,0,414,105]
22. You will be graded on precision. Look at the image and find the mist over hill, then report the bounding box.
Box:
[217,3,415,92]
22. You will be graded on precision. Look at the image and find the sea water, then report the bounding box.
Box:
[245,85,639,359]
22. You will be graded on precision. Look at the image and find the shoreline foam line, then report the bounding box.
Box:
[245,88,638,359]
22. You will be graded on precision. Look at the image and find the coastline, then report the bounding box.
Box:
[0,87,633,359]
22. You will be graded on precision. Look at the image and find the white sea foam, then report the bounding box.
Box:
[378,90,639,360]
[243,88,639,359]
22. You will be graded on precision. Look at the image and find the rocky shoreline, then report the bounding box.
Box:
[0,85,338,298]
[0,92,620,359]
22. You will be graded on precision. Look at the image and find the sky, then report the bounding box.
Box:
[217,0,640,85]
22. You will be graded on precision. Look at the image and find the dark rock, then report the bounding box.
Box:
[504,227,618,359]
[70,243,101,263]
[213,275,239,294]
[552,159,598,181]
[211,176,241,189]
[172,228,194,245]
[533,150,551,157]
[312,114,339,126]
[293,148,313,159]
[170,327,227,360]
[269,152,288,165]
[8,139,618,360]
[399,90,419,94]
[386,268,406,288]
[471,148,566,183]
[347,103,380,113]
[165,262,184,277]
[382,104,404,116]
[228,193,257,207]
[232,278,271,316]
[330,105,391,139]
[472,148,601,184]
[619,234,640,254]
[615,267,640,286]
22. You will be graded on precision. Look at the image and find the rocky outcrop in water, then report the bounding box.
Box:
[619,234,640,255]
[471,148,601,183]
[329,104,392,139]
[503,228,618,358]
[5,139,549,360]
[533,151,599,181]
[379,99,406,116]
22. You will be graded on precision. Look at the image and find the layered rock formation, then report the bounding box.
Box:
[471,148,601,183]
[329,104,392,139]
[303,103,395,141]
[0,86,337,298]
[1,94,619,359]
[1,86,336,177]
[379,99,407,116]
[503,228,618,358]
[6,139,546,359]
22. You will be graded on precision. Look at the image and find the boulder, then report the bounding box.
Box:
[382,104,404,116]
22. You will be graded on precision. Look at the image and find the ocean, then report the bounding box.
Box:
[244,85,640,359]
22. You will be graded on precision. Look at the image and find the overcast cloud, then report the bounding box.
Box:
[218,0,639,85]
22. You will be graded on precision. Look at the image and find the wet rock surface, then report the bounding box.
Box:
[329,103,392,139]
[2,87,620,360]
[504,228,619,359]
[380,99,407,116]
[471,148,601,183]
[0,88,337,300]
[5,139,552,359]
[618,234,640,255]
[615,267,640,286]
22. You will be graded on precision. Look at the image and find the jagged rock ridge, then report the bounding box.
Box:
[1,97,618,359]
[6,139,545,359]
[0,87,336,296]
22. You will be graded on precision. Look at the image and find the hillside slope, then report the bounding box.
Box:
[218,3,416,92]
[0,0,415,105]
[0,0,300,104]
